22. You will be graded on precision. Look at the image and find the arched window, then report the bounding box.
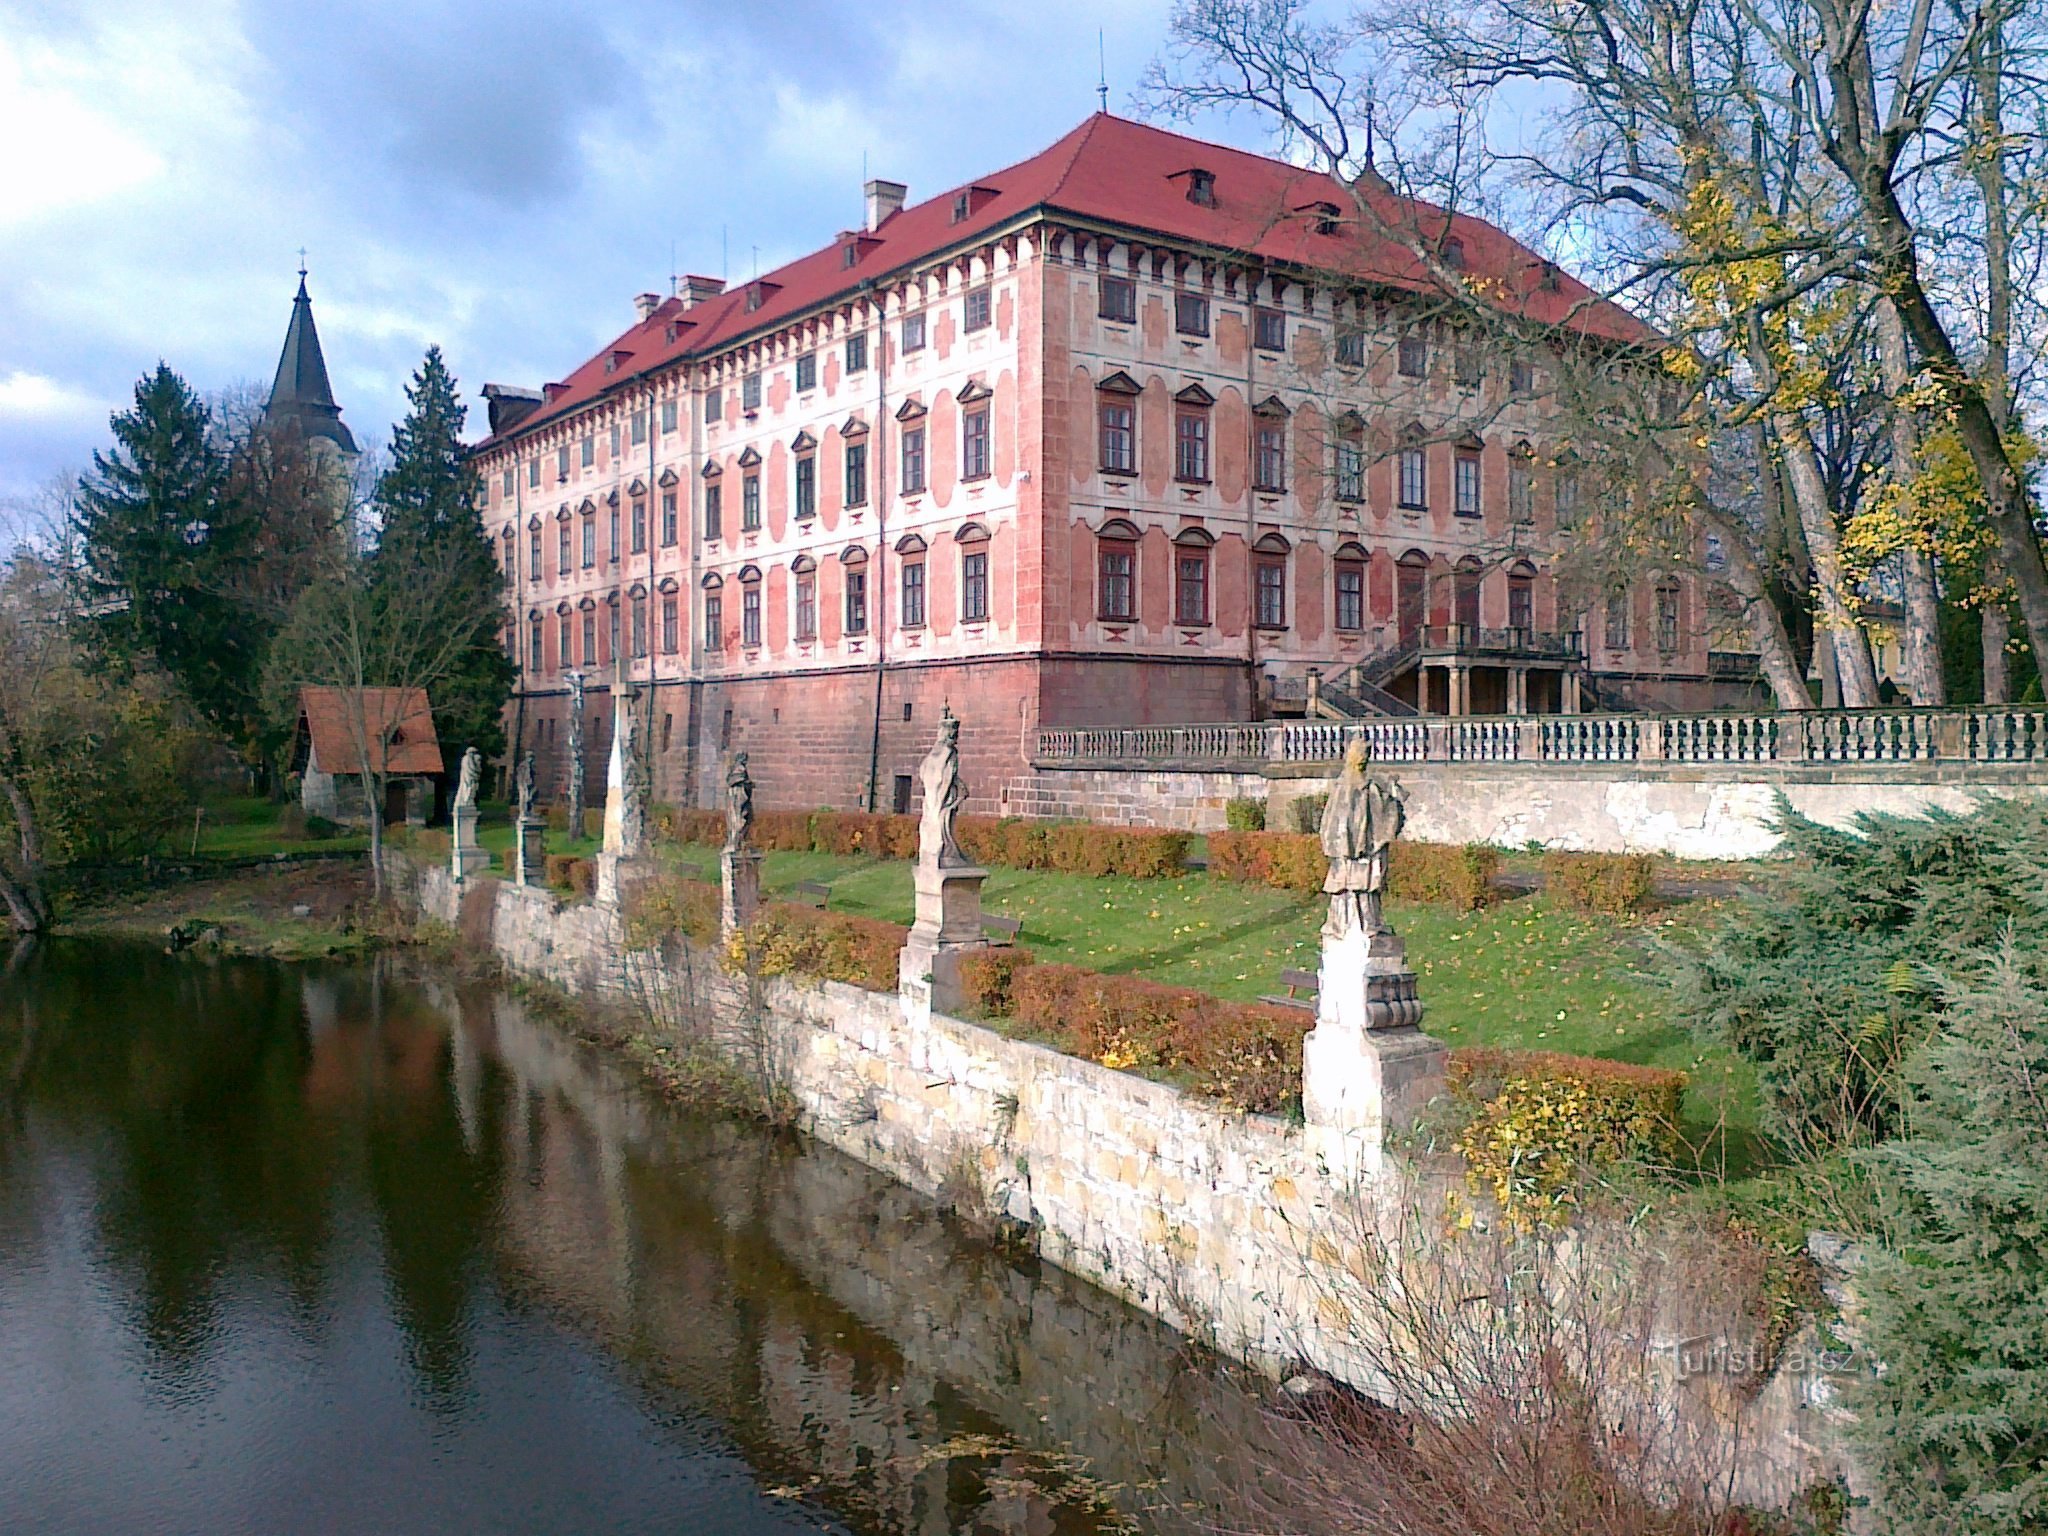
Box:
[1396,549,1430,642]
[1173,527,1213,627]
[1097,371,1140,476]
[1453,556,1483,632]
[1097,518,1140,622]
[1252,532,1291,629]
[1334,541,1369,633]
[1507,560,1536,634]
[792,554,818,641]
[737,565,763,649]
[840,545,870,635]
[701,572,725,653]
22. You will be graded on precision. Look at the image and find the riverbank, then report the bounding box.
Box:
[60,858,395,960]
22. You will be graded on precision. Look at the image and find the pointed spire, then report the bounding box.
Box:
[264,265,357,455]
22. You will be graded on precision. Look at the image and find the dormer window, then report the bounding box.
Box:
[843,242,859,269]
[952,191,971,222]
[745,283,764,312]
[1443,236,1467,270]
[1181,167,1217,206]
[1309,201,1341,235]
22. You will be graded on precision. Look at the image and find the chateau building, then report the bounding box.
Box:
[470,114,1726,815]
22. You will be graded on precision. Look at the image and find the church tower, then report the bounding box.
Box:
[262,264,357,469]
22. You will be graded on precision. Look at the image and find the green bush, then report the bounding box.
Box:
[1224,796,1268,832]
[1849,950,2048,1534]
[1447,1047,1688,1228]
[1546,850,1657,915]
[581,807,604,842]
[1287,791,1329,834]
[1387,841,1498,911]
[811,810,919,859]
[1671,797,2048,1153]
[738,903,906,991]
[958,816,1051,870]
[545,804,570,834]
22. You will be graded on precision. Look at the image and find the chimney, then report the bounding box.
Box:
[633,292,662,321]
[679,274,725,308]
[864,178,908,233]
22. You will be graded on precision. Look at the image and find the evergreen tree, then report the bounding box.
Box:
[1851,945,2048,1534]
[369,347,511,769]
[72,365,257,739]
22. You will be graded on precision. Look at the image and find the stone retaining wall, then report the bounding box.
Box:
[1022,762,2039,858]
[406,858,1850,1509]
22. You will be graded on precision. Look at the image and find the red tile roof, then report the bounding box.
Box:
[478,113,1652,450]
[298,686,445,776]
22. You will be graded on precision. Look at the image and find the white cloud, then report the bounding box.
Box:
[0,369,105,423]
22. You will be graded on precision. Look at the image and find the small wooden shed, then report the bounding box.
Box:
[293,686,444,826]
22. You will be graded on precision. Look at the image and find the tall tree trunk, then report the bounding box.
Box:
[1707,509,1812,709]
[1874,299,1945,704]
[1983,600,2012,705]
[1771,412,1881,705]
[0,773,52,934]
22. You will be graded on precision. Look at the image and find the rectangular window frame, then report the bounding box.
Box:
[1174,408,1210,483]
[1174,549,1210,627]
[1174,292,1209,337]
[845,331,868,373]
[1097,540,1136,622]
[795,352,817,392]
[795,573,817,642]
[1099,396,1135,475]
[963,286,992,332]
[741,473,761,532]
[1253,307,1286,352]
[961,405,991,482]
[741,372,762,413]
[704,387,722,424]
[704,592,724,651]
[661,491,678,546]
[1253,421,1287,493]
[1098,275,1137,323]
[741,585,761,648]
[1454,450,1482,518]
[795,454,817,519]
[1397,335,1428,378]
[1398,446,1428,511]
[961,549,989,623]
[1335,561,1365,632]
[901,425,927,495]
[704,481,723,541]
[844,568,868,635]
[901,312,926,353]
[900,560,927,628]
[1255,560,1288,629]
[844,440,868,507]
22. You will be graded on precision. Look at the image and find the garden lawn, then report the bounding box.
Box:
[189,797,367,858]
[662,838,1763,1174]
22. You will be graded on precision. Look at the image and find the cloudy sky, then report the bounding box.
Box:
[0,0,1284,506]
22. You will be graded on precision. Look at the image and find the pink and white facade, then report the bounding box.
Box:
[471,114,1730,814]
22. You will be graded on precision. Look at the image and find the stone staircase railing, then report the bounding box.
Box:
[1036,707,2048,772]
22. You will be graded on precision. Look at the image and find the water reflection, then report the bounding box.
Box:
[0,941,1239,1534]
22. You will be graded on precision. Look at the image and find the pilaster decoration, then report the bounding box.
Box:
[718,750,760,939]
[450,746,490,881]
[1301,739,1447,1180]
[898,707,990,1016]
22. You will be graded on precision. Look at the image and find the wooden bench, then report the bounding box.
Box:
[1259,967,1320,1012]
[982,914,1023,945]
[790,880,832,909]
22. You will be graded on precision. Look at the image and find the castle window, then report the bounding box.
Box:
[902,312,926,353]
[796,351,817,392]
[964,286,992,332]
[961,401,991,481]
[1098,275,1136,323]
[1175,292,1209,336]
[846,332,868,373]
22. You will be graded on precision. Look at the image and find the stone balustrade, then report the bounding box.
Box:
[1036,706,2048,774]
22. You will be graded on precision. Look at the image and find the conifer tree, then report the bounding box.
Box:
[72,364,257,739]
[369,347,511,770]
[1852,945,2048,1534]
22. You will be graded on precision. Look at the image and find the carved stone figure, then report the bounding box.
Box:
[917,709,969,868]
[565,671,587,834]
[515,751,536,821]
[454,746,482,810]
[723,751,754,855]
[1319,738,1404,937]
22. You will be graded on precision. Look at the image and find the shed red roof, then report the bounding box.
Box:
[298,687,444,776]
[479,113,1652,449]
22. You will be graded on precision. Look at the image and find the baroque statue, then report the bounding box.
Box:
[515,751,536,821]
[917,709,969,868]
[722,751,754,855]
[454,746,482,810]
[1319,738,1404,938]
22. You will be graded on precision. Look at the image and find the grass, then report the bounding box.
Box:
[657,837,1765,1174]
[187,796,367,858]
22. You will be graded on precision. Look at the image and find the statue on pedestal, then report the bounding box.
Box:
[515,752,536,822]
[723,751,754,854]
[454,746,482,810]
[917,709,968,868]
[1319,739,1404,939]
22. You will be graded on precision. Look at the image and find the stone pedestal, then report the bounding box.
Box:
[1302,925,1446,1180]
[450,805,491,882]
[721,849,762,939]
[514,817,547,887]
[899,860,990,1015]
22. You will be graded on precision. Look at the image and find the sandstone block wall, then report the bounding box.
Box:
[406,855,1846,1508]
[1024,762,2043,858]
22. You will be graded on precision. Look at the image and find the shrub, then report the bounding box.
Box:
[412,827,451,860]
[656,807,724,847]
[958,816,1051,870]
[1009,962,1304,1113]
[545,853,595,895]
[811,810,919,859]
[1208,830,1326,894]
[1287,791,1330,835]
[1545,850,1656,915]
[753,809,813,852]
[1224,796,1268,832]
[545,804,570,834]
[581,807,604,842]
[499,847,518,877]
[956,946,1038,1018]
[1037,824,1190,879]
[740,903,905,991]
[1447,1047,1687,1228]
[1387,841,1499,911]
[1672,797,2048,1153]
[625,870,720,944]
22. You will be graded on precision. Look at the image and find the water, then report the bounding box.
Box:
[0,942,1239,1535]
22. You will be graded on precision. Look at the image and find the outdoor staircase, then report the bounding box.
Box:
[1312,640,1421,719]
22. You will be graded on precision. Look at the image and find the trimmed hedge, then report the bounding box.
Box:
[623,871,721,944]
[1544,850,1656,915]
[412,827,451,860]
[545,853,596,897]
[737,902,906,991]
[1447,1047,1688,1226]
[954,946,1038,1017]
[1224,796,1268,832]
[1207,831,1500,911]
[810,810,920,859]
[980,960,1309,1114]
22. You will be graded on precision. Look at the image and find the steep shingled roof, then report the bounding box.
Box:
[297,687,443,776]
[479,113,1653,449]
[266,275,358,454]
